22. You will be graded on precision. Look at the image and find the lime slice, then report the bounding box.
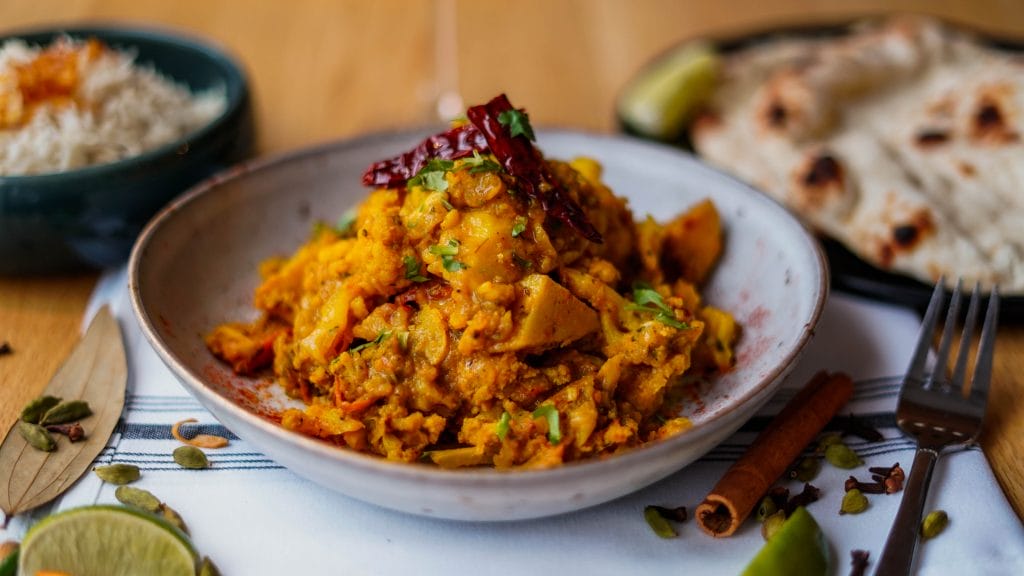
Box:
[617,41,720,141]
[741,506,830,576]
[19,505,197,576]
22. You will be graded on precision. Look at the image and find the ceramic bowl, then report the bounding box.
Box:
[129,130,828,521]
[0,25,253,275]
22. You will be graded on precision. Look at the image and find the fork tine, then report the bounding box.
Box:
[907,277,947,384]
[970,285,1000,401]
[950,282,981,394]
[931,278,963,387]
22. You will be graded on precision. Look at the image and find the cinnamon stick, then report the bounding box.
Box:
[695,371,854,537]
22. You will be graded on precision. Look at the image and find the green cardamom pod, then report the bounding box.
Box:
[824,443,863,469]
[816,433,843,451]
[114,486,162,513]
[761,510,786,541]
[39,400,93,426]
[840,489,869,515]
[198,556,221,576]
[921,510,949,539]
[19,395,62,424]
[17,421,56,452]
[790,457,820,482]
[173,445,210,469]
[161,504,190,535]
[643,505,678,538]
[94,463,141,485]
[756,495,778,523]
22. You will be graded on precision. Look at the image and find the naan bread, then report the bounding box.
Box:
[692,16,1024,292]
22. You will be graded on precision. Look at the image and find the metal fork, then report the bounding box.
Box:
[875,278,999,576]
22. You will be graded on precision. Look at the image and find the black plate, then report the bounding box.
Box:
[618,16,1024,321]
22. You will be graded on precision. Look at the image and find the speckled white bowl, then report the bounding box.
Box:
[129,129,828,521]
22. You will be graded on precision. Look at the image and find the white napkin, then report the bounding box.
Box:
[4,267,1023,575]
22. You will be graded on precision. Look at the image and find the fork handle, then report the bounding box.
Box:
[875,447,939,575]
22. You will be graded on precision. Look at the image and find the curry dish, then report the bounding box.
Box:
[207,95,738,469]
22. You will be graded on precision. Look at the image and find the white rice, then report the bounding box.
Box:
[0,38,227,176]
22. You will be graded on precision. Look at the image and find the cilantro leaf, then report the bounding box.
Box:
[496,411,511,441]
[512,253,532,269]
[351,331,390,352]
[498,108,536,141]
[403,255,429,282]
[335,208,358,237]
[626,282,689,329]
[511,216,528,238]
[408,158,455,192]
[462,150,502,174]
[428,239,468,272]
[531,405,561,444]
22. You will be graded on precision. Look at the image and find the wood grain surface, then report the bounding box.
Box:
[2,0,1023,520]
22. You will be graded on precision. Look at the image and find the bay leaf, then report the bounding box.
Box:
[0,306,126,523]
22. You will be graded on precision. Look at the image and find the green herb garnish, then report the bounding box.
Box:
[428,239,467,272]
[462,150,502,174]
[496,411,511,441]
[408,158,455,192]
[512,253,532,269]
[511,216,528,238]
[531,405,561,444]
[625,282,689,329]
[336,208,358,237]
[497,109,536,141]
[403,255,429,282]
[351,331,390,352]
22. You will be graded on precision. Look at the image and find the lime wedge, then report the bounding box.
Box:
[617,41,720,141]
[19,505,197,576]
[741,506,830,576]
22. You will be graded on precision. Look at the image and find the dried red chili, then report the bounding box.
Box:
[466,94,602,243]
[361,123,488,188]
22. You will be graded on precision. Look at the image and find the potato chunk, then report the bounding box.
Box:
[494,274,599,352]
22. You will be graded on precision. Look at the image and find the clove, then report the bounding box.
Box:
[784,483,822,516]
[849,549,870,576]
[868,463,905,494]
[46,422,85,442]
[845,475,886,495]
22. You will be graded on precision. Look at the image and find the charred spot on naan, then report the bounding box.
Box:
[969,86,1020,144]
[914,129,950,147]
[874,208,936,268]
[788,151,854,219]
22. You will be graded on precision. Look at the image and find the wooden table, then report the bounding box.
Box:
[3,0,1024,520]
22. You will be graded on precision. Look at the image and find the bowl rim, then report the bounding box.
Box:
[0,22,249,182]
[128,128,829,487]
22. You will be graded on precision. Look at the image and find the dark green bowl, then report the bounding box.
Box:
[0,25,254,275]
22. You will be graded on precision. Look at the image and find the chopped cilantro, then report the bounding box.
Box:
[403,255,429,282]
[496,411,511,441]
[395,330,410,350]
[511,216,528,238]
[531,405,561,444]
[625,282,689,330]
[336,208,358,237]
[497,108,536,141]
[408,158,455,192]
[512,253,532,269]
[428,239,468,272]
[351,331,390,352]
[462,150,502,174]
